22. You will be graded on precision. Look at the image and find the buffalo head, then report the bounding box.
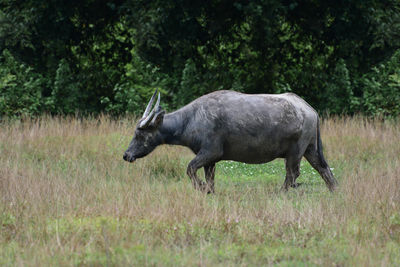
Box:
[123,90,165,162]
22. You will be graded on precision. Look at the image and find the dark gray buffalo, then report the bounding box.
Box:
[123,90,337,193]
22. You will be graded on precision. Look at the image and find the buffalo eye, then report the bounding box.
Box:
[134,130,150,143]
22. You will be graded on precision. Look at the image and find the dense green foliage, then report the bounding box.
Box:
[1,0,400,118]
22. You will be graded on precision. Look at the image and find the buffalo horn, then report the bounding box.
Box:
[139,92,160,128]
[142,89,158,118]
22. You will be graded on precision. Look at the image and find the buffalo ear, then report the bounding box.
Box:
[150,109,165,128]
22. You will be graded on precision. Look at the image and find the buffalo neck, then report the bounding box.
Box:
[159,108,190,146]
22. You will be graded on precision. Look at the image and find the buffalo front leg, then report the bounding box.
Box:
[204,164,216,194]
[186,150,221,193]
[187,164,206,192]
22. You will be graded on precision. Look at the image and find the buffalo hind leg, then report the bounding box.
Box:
[282,157,301,191]
[304,148,338,192]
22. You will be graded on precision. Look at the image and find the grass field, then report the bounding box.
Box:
[0,116,399,266]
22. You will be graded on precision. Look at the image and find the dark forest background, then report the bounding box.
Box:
[1,0,400,118]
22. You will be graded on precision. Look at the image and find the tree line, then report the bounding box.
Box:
[1,0,400,118]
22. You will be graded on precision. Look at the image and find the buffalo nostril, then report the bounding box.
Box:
[123,151,136,162]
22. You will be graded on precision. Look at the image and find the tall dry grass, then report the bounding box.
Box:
[0,115,399,266]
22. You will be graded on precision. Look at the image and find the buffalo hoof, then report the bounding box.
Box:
[290,182,303,188]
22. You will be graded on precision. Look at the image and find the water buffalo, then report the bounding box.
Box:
[123,90,338,193]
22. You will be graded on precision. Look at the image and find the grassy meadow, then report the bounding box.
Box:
[0,116,399,266]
